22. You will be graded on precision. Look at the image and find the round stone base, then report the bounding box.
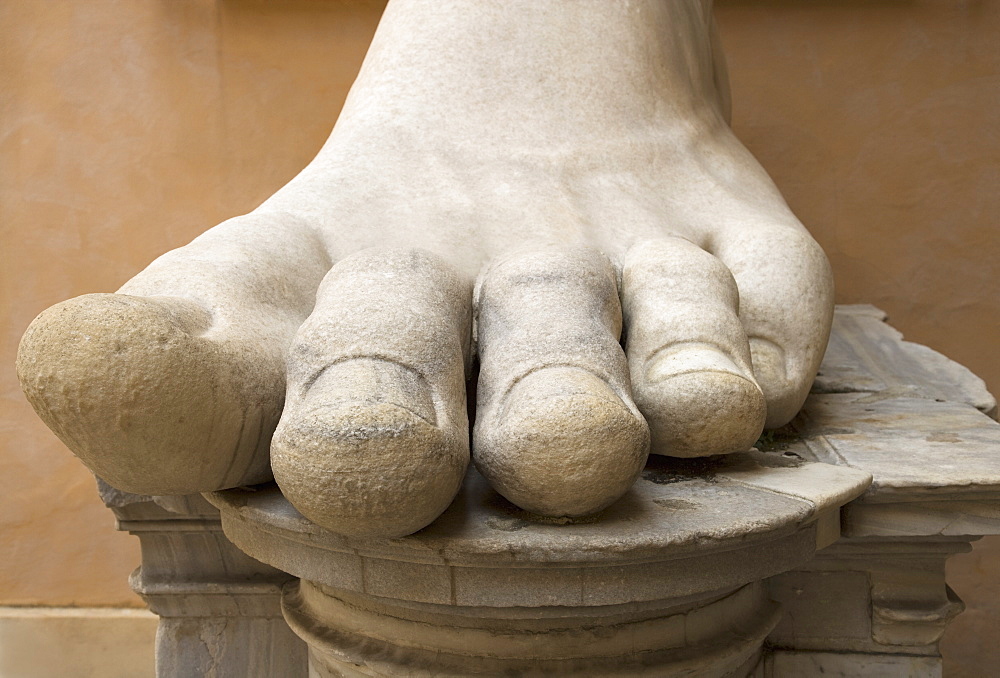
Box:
[209,453,870,676]
[284,579,779,677]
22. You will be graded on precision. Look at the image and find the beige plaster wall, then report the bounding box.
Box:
[1,0,996,669]
[717,0,1000,398]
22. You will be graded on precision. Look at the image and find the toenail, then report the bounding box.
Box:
[502,366,633,418]
[645,342,754,384]
[478,367,648,517]
[303,358,437,426]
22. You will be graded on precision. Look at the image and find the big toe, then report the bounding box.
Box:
[16,293,282,493]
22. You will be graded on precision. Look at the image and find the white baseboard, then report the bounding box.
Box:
[0,607,157,678]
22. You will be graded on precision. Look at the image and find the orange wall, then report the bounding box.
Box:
[1,1,997,670]
[717,0,1000,399]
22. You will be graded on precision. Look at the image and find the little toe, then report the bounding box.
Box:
[271,248,472,538]
[474,245,649,517]
[621,237,766,457]
[712,224,834,427]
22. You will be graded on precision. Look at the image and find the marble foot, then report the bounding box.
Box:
[19,0,836,538]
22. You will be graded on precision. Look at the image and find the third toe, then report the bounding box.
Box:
[473,245,650,517]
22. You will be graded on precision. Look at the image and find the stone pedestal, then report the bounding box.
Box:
[761,305,1000,676]
[103,306,1000,676]
[766,538,969,676]
[288,579,776,677]
[208,452,869,676]
[98,483,307,676]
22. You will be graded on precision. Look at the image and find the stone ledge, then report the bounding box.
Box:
[209,452,869,611]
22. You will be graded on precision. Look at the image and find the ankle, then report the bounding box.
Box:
[336,0,724,149]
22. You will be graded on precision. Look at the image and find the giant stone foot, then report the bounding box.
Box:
[17,0,833,538]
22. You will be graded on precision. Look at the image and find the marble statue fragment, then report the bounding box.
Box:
[17,0,834,538]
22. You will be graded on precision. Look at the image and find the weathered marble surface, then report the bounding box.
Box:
[814,305,996,418]
[771,306,1000,536]
[102,306,1000,676]
[765,306,1000,677]
[209,451,868,676]
[98,480,307,676]
[210,452,869,606]
[18,0,835,538]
